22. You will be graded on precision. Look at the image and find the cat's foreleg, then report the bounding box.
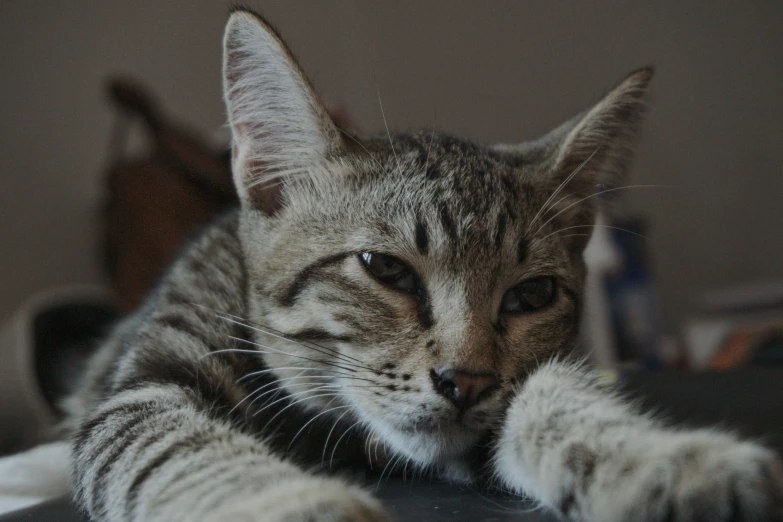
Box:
[71,384,390,522]
[493,359,783,521]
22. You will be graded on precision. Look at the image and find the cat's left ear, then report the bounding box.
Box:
[222,9,344,214]
[498,67,653,229]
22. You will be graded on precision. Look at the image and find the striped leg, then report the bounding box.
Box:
[72,384,390,522]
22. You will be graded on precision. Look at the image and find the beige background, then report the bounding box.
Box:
[1,1,781,335]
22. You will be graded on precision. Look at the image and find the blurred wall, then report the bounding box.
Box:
[1,1,781,335]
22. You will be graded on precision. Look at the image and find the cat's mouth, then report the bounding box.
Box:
[399,411,490,434]
[380,417,487,463]
[359,402,500,465]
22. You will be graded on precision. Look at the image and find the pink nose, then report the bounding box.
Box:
[430,368,499,411]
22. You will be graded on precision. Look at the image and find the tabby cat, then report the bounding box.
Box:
[67,8,783,521]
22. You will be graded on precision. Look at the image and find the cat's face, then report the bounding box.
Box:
[224,10,651,465]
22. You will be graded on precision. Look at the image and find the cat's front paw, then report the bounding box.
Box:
[589,433,783,522]
[204,478,392,522]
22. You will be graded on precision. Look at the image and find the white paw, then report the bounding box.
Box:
[584,432,783,522]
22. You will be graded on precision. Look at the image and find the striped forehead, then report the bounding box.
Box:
[358,136,536,267]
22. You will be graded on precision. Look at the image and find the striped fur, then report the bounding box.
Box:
[66,8,783,522]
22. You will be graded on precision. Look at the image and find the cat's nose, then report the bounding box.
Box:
[430,368,499,411]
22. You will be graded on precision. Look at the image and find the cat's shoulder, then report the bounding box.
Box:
[148,208,248,314]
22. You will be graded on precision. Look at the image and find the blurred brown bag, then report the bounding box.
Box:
[102,78,237,313]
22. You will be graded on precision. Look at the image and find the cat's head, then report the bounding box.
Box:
[223,9,652,466]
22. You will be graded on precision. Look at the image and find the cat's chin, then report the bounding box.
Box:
[366,415,484,466]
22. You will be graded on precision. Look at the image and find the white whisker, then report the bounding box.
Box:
[259,391,344,432]
[534,184,674,236]
[527,149,599,233]
[252,385,335,417]
[377,452,403,488]
[337,127,384,171]
[239,369,376,385]
[321,408,355,463]
[228,336,362,374]
[540,223,648,242]
[422,110,437,177]
[205,308,370,369]
[287,404,353,453]
[376,86,402,176]
[328,419,364,469]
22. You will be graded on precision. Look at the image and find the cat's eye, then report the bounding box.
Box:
[500,277,556,314]
[359,253,418,294]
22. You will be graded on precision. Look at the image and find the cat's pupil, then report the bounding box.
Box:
[361,253,403,277]
[360,252,418,293]
[501,289,521,311]
[500,277,555,313]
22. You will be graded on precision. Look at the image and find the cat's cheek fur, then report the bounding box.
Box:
[493,359,783,521]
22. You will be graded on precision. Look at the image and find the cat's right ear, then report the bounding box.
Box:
[223,9,343,214]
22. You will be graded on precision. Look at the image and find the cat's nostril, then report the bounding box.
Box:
[430,368,499,411]
[430,369,457,399]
